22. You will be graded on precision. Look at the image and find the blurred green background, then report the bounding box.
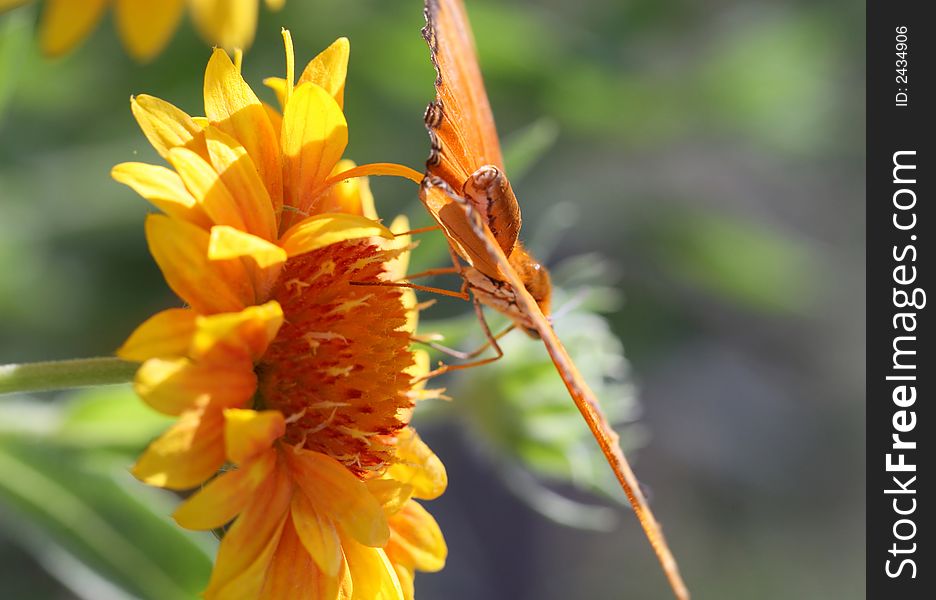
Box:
[0,0,864,598]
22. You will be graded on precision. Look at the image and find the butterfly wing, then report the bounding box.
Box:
[422,0,504,177]
[420,0,519,280]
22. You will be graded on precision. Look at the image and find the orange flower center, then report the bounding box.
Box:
[257,241,414,475]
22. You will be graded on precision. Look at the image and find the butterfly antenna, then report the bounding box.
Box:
[472,213,690,600]
[547,288,590,323]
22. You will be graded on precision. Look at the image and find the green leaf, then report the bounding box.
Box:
[54,385,173,450]
[0,435,212,600]
[0,5,33,124]
[502,118,559,182]
[653,212,816,314]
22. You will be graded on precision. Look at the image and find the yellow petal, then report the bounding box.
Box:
[117,308,197,362]
[0,1,31,11]
[406,350,430,389]
[134,356,256,415]
[189,0,258,50]
[205,464,292,599]
[262,77,288,110]
[174,448,277,530]
[286,450,389,547]
[386,428,447,501]
[342,541,404,600]
[386,501,447,573]
[208,226,286,301]
[130,95,208,160]
[280,82,347,217]
[313,159,374,218]
[259,514,347,600]
[145,214,254,314]
[204,126,278,241]
[224,409,285,464]
[382,215,412,283]
[298,37,350,109]
[167,147,248,231]
[190,301,284,362]
[114,0,185,62]
[365,479,414,516]
[392,564,415,600]
[132,406,225,490]
[38,0,107,57]
[291,490,342,577]
[265,0,285,10]
[208,226,287,269]
[204,48,282,208]
[112,162,211,229]
[279,213,393,258]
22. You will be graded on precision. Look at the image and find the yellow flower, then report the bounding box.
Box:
[0,0,285,61]
[113,32,446,599]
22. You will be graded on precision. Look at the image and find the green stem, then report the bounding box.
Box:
[0,357,137,395]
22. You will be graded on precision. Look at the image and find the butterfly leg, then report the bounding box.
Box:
[411,323,514,360]
[348,280,469,301]
[391,224,443,237]
[397,266,461,281]
[416,297,505,381]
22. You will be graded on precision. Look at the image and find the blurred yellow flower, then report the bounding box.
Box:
[112,32,446,599]
[0,0,285,61]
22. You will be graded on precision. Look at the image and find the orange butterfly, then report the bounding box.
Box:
[417,1,689,598]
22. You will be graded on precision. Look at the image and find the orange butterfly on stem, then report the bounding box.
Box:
[416,1,690,598]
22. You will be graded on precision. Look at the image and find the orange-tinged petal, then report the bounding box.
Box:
[204,48,282,209]
[134,356,256,415]
[224,409,285,464]
[321,163,424,189]
[111,162,211,229]
[114,0,185,62]
[204,126,278,240]
[286,450,389,547]
[38,0,107,57]
[173,448,277,530]
[291,490,342,577]
[386,501,447,573]
[145,214,254,314]
[131,95,208,160]
[191,301,283,361]
[208,226,287,269]
[262,102,283,147]
[279,213,393,258]
[386,428,447,501]
[342,541,404,600]
[259,514,346,600]
[117,308,197,362]
[190,0,258,50]
[167,147,247,231]
[205,462,292,599]
[280,82,347,217]
[298,37,350,109]
[132,406,225,490]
